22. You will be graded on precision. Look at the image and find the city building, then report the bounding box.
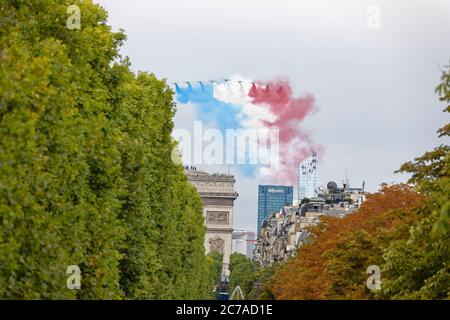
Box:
[254,181,367,266]
[257,185,293,233]
[232,230,256,259]
[298,151,319,202]
[186,167,238,276]
[317,180,366,206]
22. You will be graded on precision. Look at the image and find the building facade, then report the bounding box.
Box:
[186,168,238,276]
[298,151,318,201]
[232,230,256,259]
[255,181,367,266]
[317,180,366,206]
[257,185,293,233]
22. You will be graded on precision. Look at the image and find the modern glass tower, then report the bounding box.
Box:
[257,185,293,233]
[298,151,318,201]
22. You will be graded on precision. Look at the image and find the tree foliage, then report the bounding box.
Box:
[379,63,450,299]
[206,251,223,299]
[266,62,450,300]
[0,0,213,299]
[271,185,424,299]
[247,263,279,300]
[229,253,258,299]
[227,253,280,300]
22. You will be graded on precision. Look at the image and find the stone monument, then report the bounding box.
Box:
[186,167,238,276]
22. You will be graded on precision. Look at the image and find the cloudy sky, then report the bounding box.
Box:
[95,0,450,232]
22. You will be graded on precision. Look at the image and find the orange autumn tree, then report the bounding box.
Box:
[271,184,424,300]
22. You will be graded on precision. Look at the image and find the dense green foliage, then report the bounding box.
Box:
[229,253,257,298]
[228,253,279,300]
[206,251,224,299]
[248,263,279,299]
[0,0,214,299]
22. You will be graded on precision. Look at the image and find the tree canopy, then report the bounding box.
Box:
[0,0,215,299]
[272,184,425,299]
[265,63,450,300]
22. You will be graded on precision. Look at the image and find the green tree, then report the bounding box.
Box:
[266,64,450,300]
[0,0,211,299]
[379,63,450,299]
[229,253,259,299]
[0,0,126,299]
[271,185,424,300]
[205,251,223,299]
[247,263,279,300]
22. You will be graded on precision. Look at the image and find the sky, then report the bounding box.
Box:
[95,0,450,232]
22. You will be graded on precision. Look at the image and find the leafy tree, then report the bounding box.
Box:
[229,253,258,299]
[0,0,126,299]
[267,62,450,300]
[271,184,424,299]
[247,263,279,300]
[205,251,223,299]
[378,63,450,299]
[0,0,212,299]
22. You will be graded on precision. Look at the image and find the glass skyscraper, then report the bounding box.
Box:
[298,151,318,201]
[257,185,293,233]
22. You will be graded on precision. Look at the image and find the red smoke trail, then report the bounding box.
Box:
[249,79,323,185]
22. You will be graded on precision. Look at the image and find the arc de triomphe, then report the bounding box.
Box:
[186,168,238,276]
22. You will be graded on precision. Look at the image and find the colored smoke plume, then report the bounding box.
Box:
[174,76,323,185]
[249,80,322,184]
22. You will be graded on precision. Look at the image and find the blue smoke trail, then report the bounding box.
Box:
[176,82,242,131]
[175,82,256,176]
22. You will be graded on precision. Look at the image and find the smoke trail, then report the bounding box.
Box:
[175,82,243,131]
[174,81,257,176]
[249,79,322,184]
[174,77,322,184]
